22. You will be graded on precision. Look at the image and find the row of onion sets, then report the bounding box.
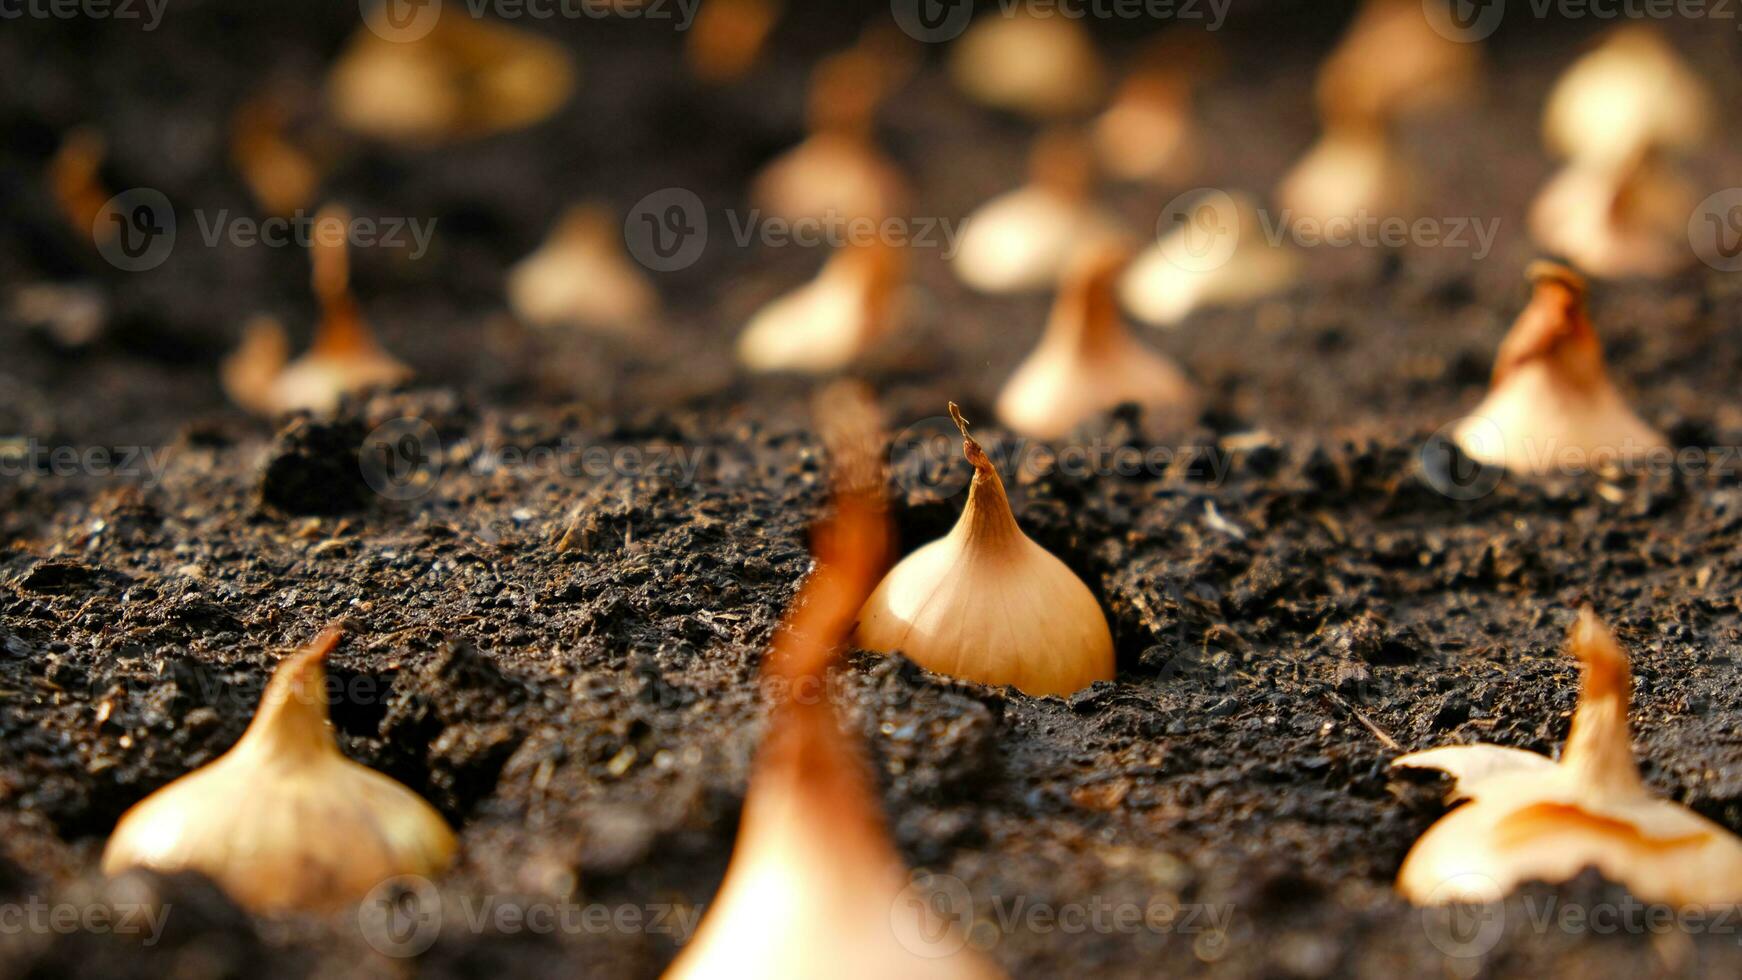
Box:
[61,0,1742,971]
[103,379,1742,972]
[47,2,1720,456]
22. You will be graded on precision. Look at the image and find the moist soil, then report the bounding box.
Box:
[5,4,1742,978]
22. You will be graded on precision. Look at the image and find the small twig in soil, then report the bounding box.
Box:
[1323,690,1401,751]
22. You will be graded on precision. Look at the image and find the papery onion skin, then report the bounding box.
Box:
[101,629,457,915]
[854,405,1114,697]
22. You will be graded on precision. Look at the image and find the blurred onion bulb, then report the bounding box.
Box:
[222,205,412,416]
[328,15,574,144]
[667,384,1000,980]
[736,240,906,374]
[1121,190,1298,327]
[853,404,1114,697]
[997,246,1198,439]
[509,204,658,336]
[1395,608,1742,906]
[752,32,913,224]
[954,130,1124,294]
[1529,149,1696,279]
[686,0,782,83]
[103,628,457,914]
[1450,261,1665,476]
[1276,120,1410,227]
[1092,67,1198,185]
[1317,0,1480,123]
[1541,26,1709,168]
[949,7,1104,118]
[1279,0,1478,225]
[1530,28,1710,278]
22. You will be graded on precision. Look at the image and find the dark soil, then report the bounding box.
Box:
[5,3,1742,978]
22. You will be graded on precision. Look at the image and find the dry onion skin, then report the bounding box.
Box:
[1450,261,1665,477]
[996,245,1198,439]
[1120,190,1298,327]
[853,404,1114,697]
[954,130,1124,294]
[948,7,1105,118]
[666,385,1001,980]
[328,15,574,145]
[1394,608,1742,906]
[735,240,906,375]
[508,204,659,336]
[221,204,412,417]
[102,628,457,914]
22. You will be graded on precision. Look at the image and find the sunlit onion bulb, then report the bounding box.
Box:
[736,240,906,374]
[102,628,457,914]
[1395,608,1742,906]
[328,15,574,144]
[1450,261,1665,476]
[948,8,1104,118]
[1120,191,1298,327]
[221,205,411,417]
[509,204,658,335]
[954,130,1123,294]
[853,405,1115,697]
[1543,26,1709,168]
[997,246,1198,439]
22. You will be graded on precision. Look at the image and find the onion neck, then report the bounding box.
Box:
[1559,610,1645,799]
[955,435,1025,552]
[1493,262,1606,395]
[240,628,342,764]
